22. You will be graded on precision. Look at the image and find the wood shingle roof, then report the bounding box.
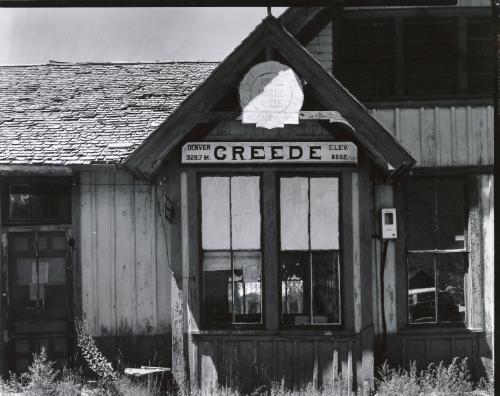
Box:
[0,62,217,165]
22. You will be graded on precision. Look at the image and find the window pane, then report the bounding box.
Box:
[310,178,339,250]
[233,251,262,323]
[408,254,436,324]
[203,251,232,324]
[9,185,30,220]
[436,179,465,250]
[406,180,435,250]
[280,178,309,250]
[437,254,465,323]
[201,177,230,250]
[312,252,340,324]
[231,177,261,250]
[281,251,310,325]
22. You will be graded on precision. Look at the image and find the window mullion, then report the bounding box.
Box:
[228,177,235,325]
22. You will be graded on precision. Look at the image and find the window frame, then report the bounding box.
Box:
[401,176,469,329]
[277,172,344,330]
[338,9,494,102]
[1,178,72,226]
[197,172,265,330]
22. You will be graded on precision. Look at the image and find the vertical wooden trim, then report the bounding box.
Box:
[263,171,279,330]
[342,172,354,332]
[394,180,408,330]
[0,180,4,375]
[467,175,484,329]
[331,5,342,74]
[71,174,82,322]
[352,171,361,334]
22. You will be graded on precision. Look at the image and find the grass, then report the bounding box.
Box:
[0,324,493,395]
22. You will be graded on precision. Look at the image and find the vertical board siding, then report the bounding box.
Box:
[79,170,170,337]
[196,336,358,393]
[371,106,493,167]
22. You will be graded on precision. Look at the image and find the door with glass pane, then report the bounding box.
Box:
[7,230,71,372]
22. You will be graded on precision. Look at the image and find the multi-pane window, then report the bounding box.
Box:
[467,19,494,94]
[405,178,467,325]
[280,177,341,326]
[340,19,395,98]
[339,15,494,99]
[6,184,71,223]
[404,18,458,95]
[201,176,262,326]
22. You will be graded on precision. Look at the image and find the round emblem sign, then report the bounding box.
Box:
[239,61,304,129]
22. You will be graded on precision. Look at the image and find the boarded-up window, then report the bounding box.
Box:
[280,177,341,326]
[201,176,262,325]
[405,178,466,325]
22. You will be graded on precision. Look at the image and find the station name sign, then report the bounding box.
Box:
[182,142,357,164]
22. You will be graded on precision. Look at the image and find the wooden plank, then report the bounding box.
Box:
[372,109,396,136]
[71,174,82,322]
[351,171,361,333]
[79,172,97,334]
[467,175,484,329]
[155,181,171,335]
[398,108,421,165]
[134,179,157,335]
[429,339,452,365]
[419,108,436,167]
[0,165,72,176]
[342,172,354,332]
[486,106,494,164]
[95,171,116,336]
[0,181,5,375]
[199,341,217,391]
[453,107,469,165]
[114,170,137,336]
[436,107,453,167]
[481,175,494,334]
[403,339,427,369]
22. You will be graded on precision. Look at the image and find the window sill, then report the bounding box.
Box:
[398,327,484,336]
[191,329,356,338]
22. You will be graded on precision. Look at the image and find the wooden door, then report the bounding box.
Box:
[6,229,72,372]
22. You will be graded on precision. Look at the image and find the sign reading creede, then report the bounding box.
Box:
[239,61,304,129]
[182,142,357,164]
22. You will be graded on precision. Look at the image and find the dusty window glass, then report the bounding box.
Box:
[405,178,466,325]
[8,184,71,223]
[201,176,262,326]
[8,232,68,321]
[280,176,341,326]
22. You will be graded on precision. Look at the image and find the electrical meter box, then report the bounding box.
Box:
[381,208,397,239]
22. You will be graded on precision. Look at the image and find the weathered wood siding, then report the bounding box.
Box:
[305,22,333,74]
[192,334,361,394]
[79,170,170,338]
[371,106,494,167]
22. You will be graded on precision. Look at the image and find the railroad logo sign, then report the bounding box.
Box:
[239,61,304,129]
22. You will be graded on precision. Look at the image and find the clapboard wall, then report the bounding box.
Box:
[78,170,171,364]
[371,106,494,167]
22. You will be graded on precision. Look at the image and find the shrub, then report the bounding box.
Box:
[75,318,117,382]
[375,357,492,396]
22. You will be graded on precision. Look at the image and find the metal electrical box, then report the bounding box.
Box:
[381,208,397,239]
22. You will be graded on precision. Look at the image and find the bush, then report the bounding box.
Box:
[375,357,493,396]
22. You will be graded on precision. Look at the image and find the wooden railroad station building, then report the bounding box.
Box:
[0,3,494,394]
